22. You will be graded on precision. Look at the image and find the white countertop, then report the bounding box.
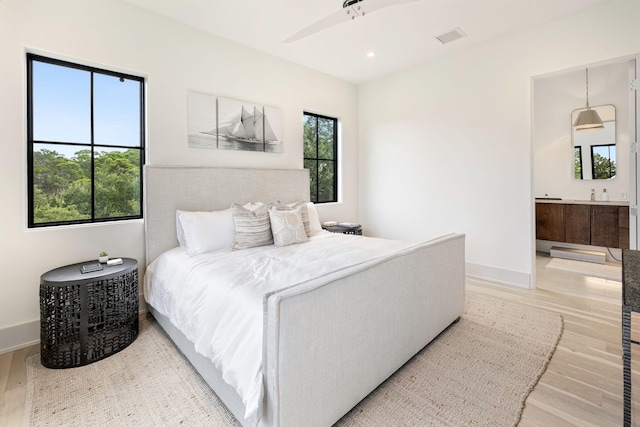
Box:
[535,198,629,207]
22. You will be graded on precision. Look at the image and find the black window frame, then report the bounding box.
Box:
[303,111,338,203]
[574,146,583,180]
[27,53,146,228]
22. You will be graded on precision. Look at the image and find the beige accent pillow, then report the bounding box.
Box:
[231,203,273,250]
[269,207,308,247]
[275,200,311,237]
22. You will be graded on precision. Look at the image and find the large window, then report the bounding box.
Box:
[27,54,145,227]
[303,112,338,203]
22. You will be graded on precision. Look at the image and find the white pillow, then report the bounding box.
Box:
[306,202,323,235]
[231,203,274,250]
[269,207,308,247]
[176,209,234,256]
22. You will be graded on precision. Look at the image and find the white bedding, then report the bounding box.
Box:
[144,232,417,424]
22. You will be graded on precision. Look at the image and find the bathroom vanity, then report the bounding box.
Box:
[536,199,629,249]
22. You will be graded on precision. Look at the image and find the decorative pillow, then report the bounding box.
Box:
[243,201,264,211]
[269,207,308,247]
[176,209,234,256]
[231,203,274,250]
[306,202,323,235]
[275,200,311,236]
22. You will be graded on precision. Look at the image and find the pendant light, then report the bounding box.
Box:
[574,68,604,131]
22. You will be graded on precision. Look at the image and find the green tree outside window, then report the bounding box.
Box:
[303,112,338,203]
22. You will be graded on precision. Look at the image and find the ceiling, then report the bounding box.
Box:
[120,0,611,84]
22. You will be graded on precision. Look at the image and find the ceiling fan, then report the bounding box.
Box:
[283,0,422,43]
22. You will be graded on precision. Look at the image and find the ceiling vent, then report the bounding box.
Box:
[434,27,467,45]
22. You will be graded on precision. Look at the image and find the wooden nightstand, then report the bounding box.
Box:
[40,258,139,368]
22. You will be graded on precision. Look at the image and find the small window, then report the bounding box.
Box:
[303,112,338,203]
[27,54,145,227]
[574,146,583,180]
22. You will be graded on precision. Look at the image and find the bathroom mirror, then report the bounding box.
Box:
[572,104,616,180]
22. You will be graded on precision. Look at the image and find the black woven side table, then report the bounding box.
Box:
[322,222,362,235]
[623,249,640,426]
[40,258,138,369]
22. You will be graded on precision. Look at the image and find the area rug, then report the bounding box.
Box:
[24,292,562,427]
[545,257,621,281]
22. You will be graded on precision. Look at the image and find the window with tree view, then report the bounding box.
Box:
[591,144,616,180]
[27,54,145,227]
[303,112,337,203]
[574,147,583,179]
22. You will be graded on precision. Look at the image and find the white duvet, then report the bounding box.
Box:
[144,232,415,424]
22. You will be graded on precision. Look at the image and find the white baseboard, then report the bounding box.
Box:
[466,262,532,289]
[0,319,40,354]
[0,294,149,355]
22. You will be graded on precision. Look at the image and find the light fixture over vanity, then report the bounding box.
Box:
[572,104,616,180]
[574,68,604,131]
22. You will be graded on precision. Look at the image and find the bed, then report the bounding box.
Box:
[143,165,465,427]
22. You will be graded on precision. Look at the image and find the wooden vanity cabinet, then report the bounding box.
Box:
[565,204,591,245]
[620,206,630,250]
[535,202,629,250]
[535,203,565,242]
[590,205,619,248]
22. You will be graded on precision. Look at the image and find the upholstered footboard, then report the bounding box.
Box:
[262,233,465,427]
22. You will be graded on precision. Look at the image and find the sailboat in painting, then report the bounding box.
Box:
[216,106,280,147]
[218,106,261,144]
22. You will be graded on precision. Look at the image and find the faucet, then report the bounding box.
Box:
[590,189,595,201]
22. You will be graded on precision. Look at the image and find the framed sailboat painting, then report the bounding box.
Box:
[188,92,284,153]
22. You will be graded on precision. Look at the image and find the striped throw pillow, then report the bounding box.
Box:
[231,202,273,250]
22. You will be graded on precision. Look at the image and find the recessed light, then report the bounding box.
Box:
[366,51,375,58]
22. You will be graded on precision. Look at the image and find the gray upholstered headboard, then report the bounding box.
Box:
[144,165,310,266]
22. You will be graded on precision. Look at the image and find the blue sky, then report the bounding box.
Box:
[32,60,141,158]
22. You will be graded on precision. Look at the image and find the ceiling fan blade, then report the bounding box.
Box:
[283,0,423,43]
[356,0,423,14]
[283,8,351,43]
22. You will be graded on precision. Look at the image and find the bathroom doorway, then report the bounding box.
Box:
[531,56,638,291]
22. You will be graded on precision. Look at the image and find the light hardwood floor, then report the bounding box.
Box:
[1,255,639,426]
[472,254,639,427]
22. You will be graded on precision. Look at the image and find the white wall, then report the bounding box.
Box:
[358,0,640,288]
[0,0,358,352]
[533,60,630,202]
